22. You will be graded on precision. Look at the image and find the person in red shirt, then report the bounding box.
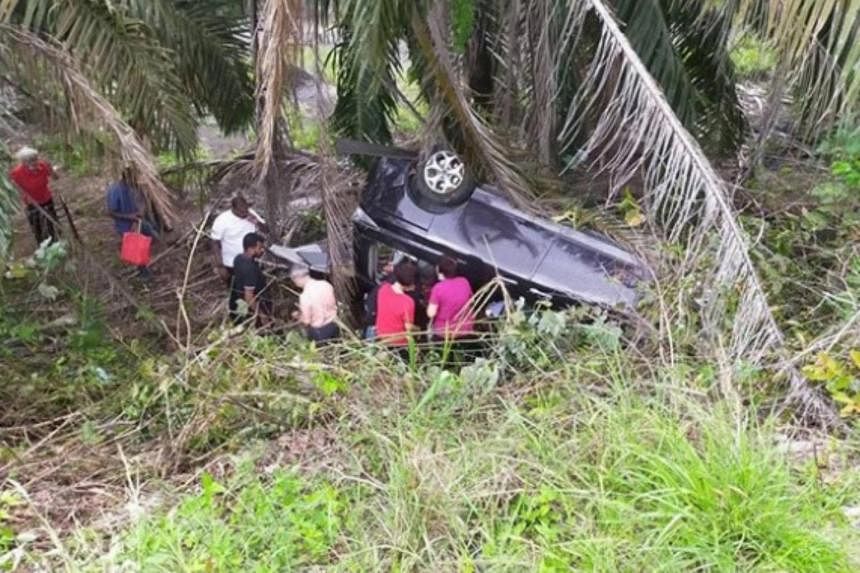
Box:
[9,147,59,245]
[375,260,418,349]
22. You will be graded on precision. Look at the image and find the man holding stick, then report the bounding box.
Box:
[9,146,59,246]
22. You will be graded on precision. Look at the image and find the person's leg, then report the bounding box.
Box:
[133,220,158,279]
[42,200,59,242]
[395,345,414,363]
[308,322,339,344]
[26,204,43,244]
[320,322,340,342]
[140,220,160,241]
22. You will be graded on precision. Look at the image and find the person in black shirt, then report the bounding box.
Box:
[229,233,272,325]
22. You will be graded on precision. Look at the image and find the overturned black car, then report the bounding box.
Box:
[269,147,645,316]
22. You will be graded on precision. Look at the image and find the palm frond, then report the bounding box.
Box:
[3,0,200,155]
[326,0,410,142]
[411,3,535,205]
[122,0,255,134]
[679,0,860,135]
[254,0,302,183]
[0,25,176,222]
[556,0,839,426]
[615,0,745,150]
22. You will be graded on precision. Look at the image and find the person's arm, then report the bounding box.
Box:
[427,286,440,321]
[108,209,141,222]
[243,286,257,311]
[247,208,269,234]
[210,239,228,278]
[46,161,59,179]
[209,217,229,280]
[403,299,415,333]
[297,295,313,326]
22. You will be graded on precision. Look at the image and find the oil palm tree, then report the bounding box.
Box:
[308,0,858,425]
[0,0,255,245]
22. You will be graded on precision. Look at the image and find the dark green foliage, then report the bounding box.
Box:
[614,0,746,151]
[451,0,475,53]
[330,26,401,143]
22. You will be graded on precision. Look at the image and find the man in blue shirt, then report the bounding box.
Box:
[106,166,158,278]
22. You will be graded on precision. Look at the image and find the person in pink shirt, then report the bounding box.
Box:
[427,256,474,341]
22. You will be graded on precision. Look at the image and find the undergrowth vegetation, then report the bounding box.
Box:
[3,279,858,570]
[55,339,860,571]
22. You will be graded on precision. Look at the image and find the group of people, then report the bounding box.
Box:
[206,196,477,349]
[208,195,340,342]
[9,147,161,278]
[9,147,476,351]
[367,254,475,349]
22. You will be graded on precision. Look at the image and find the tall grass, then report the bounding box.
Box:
[63,334,858,572]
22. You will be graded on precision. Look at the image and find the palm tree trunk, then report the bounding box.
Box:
[250,0,287,238]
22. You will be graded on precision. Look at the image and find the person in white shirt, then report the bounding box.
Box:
[210,196,266,284]
[290,265,339,342]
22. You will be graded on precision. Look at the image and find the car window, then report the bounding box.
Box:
[367,242,397,282]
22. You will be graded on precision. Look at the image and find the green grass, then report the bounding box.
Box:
[109,470,343,572]
[731,35,778,80]
[3,266,858,571]
[65,376,858,571]
[49,310,858,571]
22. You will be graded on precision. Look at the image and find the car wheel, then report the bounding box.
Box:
[412,148,476,206]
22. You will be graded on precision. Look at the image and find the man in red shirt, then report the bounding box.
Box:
[9,147,59,245]
[375,260,418,348]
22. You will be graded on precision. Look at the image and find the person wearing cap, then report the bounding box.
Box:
[106,165,158,279]
[290,266,339,343]
[210,195,266,286]
[229,232,272,325]
[8,146,59,245]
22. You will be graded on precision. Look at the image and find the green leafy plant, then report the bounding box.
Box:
[117,470,344,571]
[730,34,777,79]
[803,351,860,416]
[0,490,23,555]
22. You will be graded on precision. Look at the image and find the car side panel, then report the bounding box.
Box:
[535,239,638,306]
[424,199,554,281]
[363,159,434,231]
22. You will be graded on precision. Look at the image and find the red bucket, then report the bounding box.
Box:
[120,226,152,267]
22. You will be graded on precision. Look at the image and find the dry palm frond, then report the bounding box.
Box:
[254,0,302,183]
[556,0,839,426]
[0,167,18,260]
[319,155,360,304]
[410,3,534,207]
[0,25,176,222]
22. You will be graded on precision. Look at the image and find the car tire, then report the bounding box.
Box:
[412,148,476,206]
